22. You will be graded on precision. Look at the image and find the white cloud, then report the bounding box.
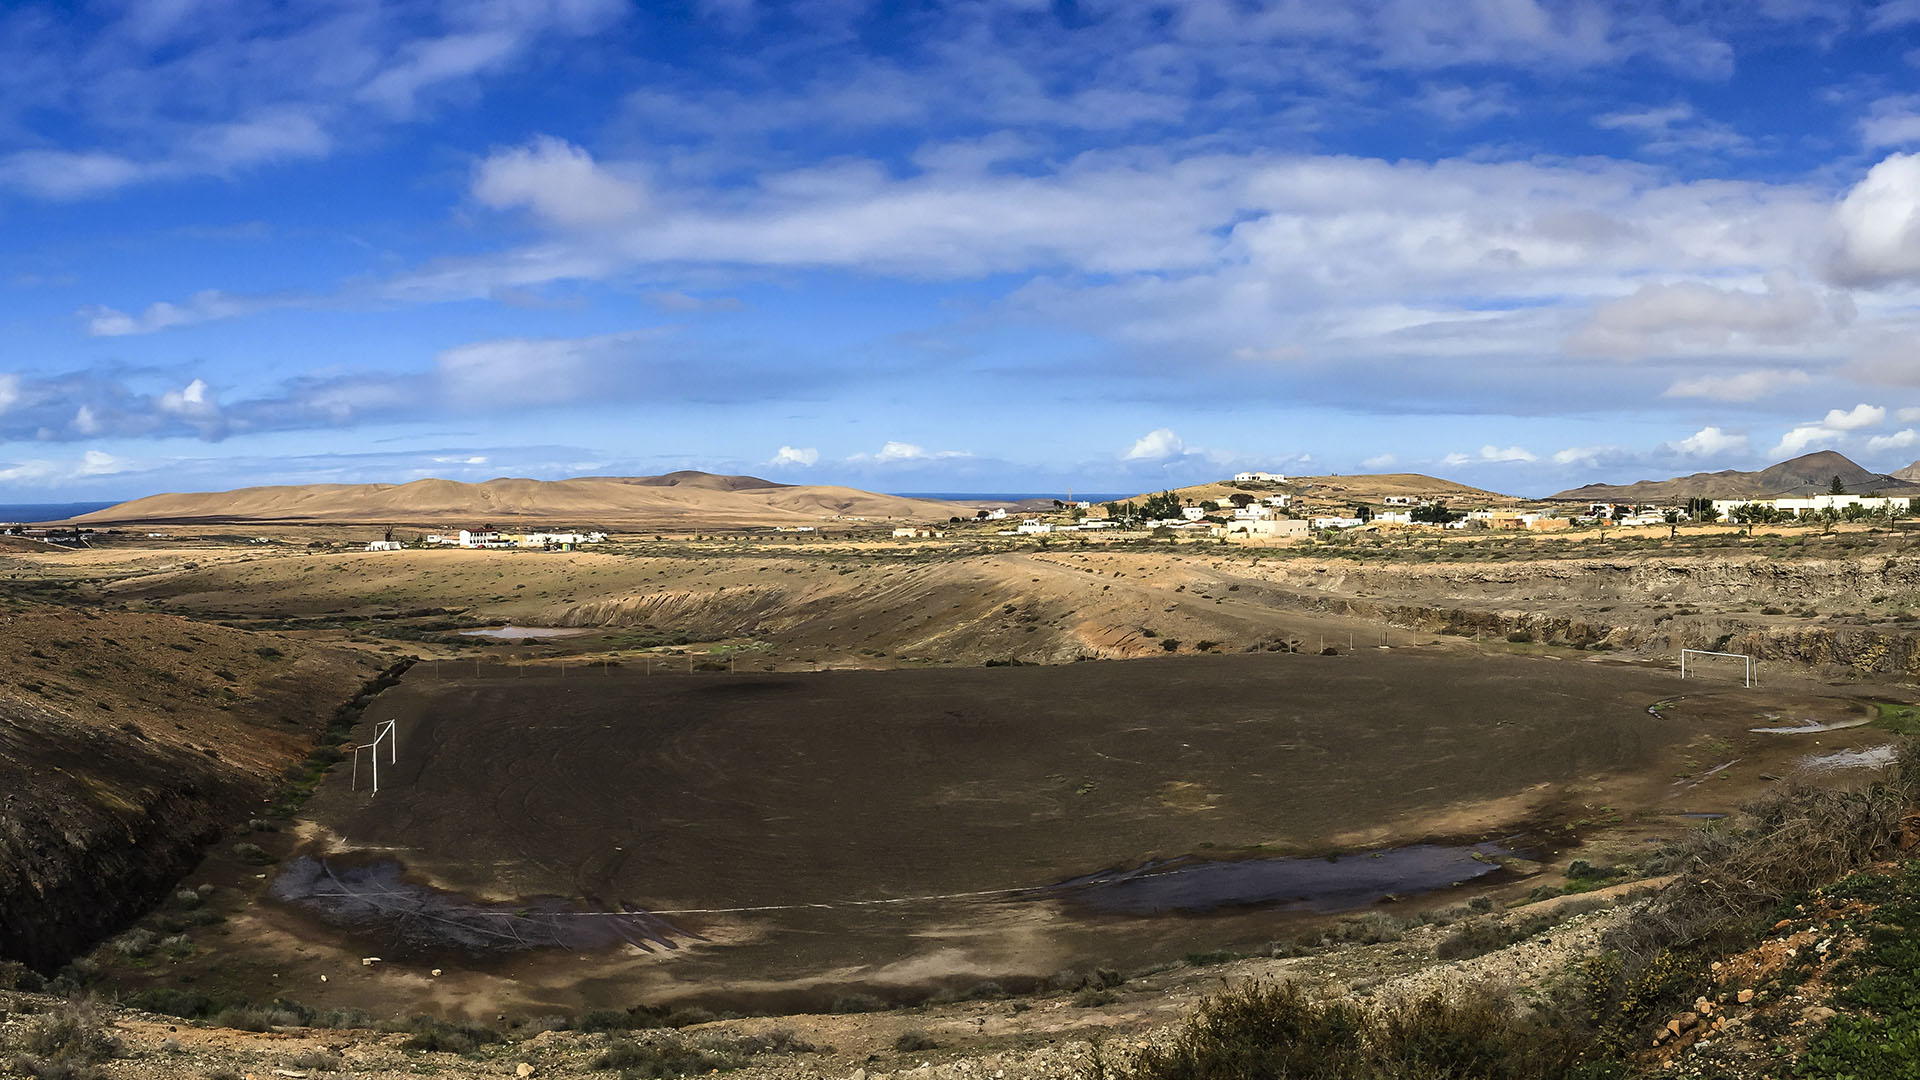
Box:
[1868,429,1920,451]
[0,151,144,201]
[82,291,261,337]
[0,3,626,201]
[0,374,17,413]
[0,450,132,485]
[1663,369,1812,402]
[432,455,489,465]
[79,450,124,476]
[1480,445,1537,463]
[1413,83,1516,126]
[1570,272,1845,357]
[1823,403,1886,430]
[1869,1,1920,32]
[158,378,215,416]
[1862,96,1920,149]
[1361,453,1397,469]
[1593,101,1748,155]
[1442,445,1537,466]
[72,405,101,435]
[473,136,647,229]
[1551,445,1622,466]
[1829,153,1920,287]
[433,331,654,408]
[1123,428,1185,461]
[1766,404,1885,458]
[845,441,970,464]
[1668,426,1748,456]
[1772,424,1842,457]
[1900,407,1920,422]
[769,445,819,466]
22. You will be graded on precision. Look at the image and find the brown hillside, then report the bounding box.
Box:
[1122,472,1508,506]
[71,473,974,528]
[1550,450,1920,502]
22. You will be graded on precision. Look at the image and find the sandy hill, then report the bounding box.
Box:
[72,473,975,528]
[1120,473,1508,507]
[1550,450,1920,502]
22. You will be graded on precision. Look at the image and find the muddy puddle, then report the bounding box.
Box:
[460,626,590,640]
[1039,844,1513,916]
[269,857,696,957]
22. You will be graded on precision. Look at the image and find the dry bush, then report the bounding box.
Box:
[1120,980,1583,1080]
[9,998,122,1080]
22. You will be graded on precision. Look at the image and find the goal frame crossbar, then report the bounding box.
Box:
[1680,648,1752,687]
[350,720,397,795]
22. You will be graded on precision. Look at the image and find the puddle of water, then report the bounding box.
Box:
[1801,746,1899,772]
[459,626,589,640]
[269,857,694,956]
[1749,718,1872,735]
[1038,843,1511,916]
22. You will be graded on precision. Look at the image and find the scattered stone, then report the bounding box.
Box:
[1737,989,1754,1004]
[431,968,443,977]
[516,1063,536,1077]
[360,956,381,967]
[319,974,328,982]
[1804,1006,1837,1024]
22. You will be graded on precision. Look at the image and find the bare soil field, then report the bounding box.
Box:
[90,647,1887,1025]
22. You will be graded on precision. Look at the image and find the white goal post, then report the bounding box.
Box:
[1680,649,1752,687]
[350,719,398,796]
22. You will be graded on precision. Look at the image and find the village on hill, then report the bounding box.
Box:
[25,450,1920,549]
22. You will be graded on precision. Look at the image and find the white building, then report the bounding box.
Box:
[1312,516,1365,530]
[1263,494,1293,508]
[1373,510,1412,524]
[985,508,1009,520]
[1016,518,1054,534]
[1382,495,1429,507]
[1229,518,1309,539]
[1712,494,1913,520]
[365,540,406,552]
[1180,506,1207,521]
[1231,505,1274,520]
[1234,471,1286,483]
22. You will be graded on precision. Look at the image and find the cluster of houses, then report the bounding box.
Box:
[366,528,609,552]
[1708,493,1915,520]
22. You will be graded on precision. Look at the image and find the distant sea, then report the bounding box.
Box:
[892,492,1135,504]
[0,502,116,524]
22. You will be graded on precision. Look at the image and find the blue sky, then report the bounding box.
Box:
[5,0,1920,500]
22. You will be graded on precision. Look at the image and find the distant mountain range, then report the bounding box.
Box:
[1550,451,1920,502]
[72,472,976,527]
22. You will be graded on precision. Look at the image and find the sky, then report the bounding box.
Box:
[4,1,1920,500]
